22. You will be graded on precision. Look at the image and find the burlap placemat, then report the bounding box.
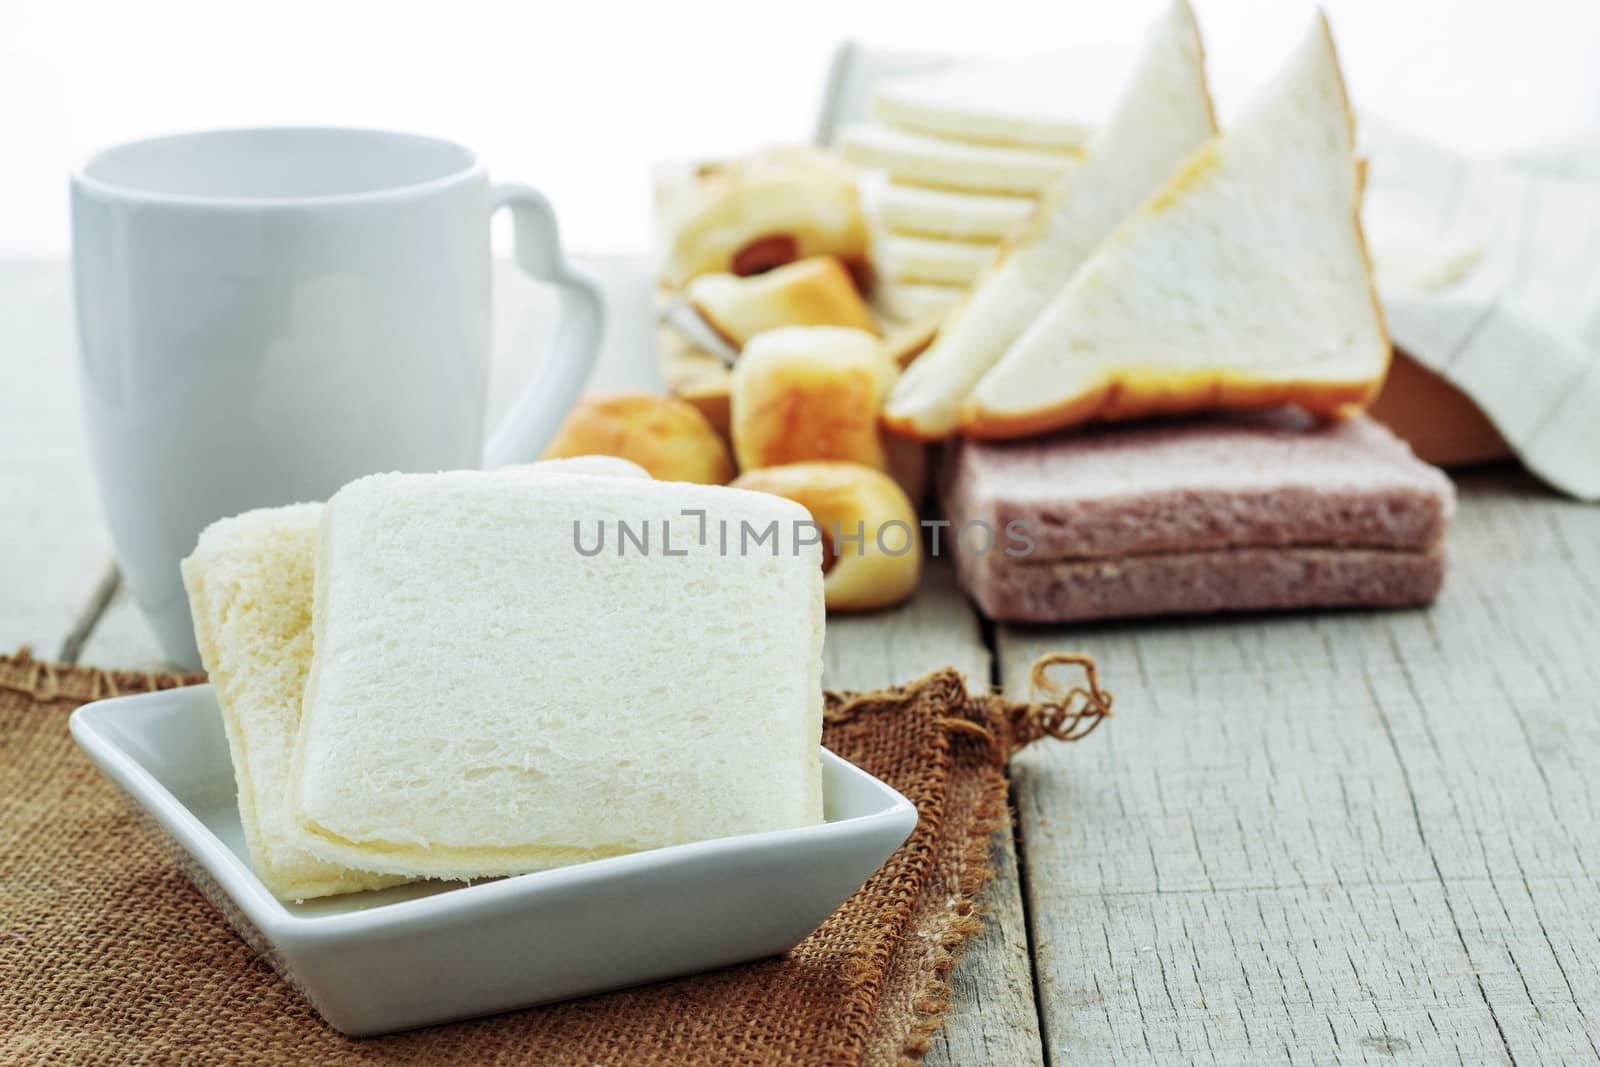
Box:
[0,650,1109,1066]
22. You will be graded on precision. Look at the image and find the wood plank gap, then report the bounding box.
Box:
[983,612,1056,1065]
[980,612,1001,692]
[1009,774,1059,1067]
[56,559,121,664]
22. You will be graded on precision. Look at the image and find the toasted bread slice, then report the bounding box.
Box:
[839,123,1079,196]
[962,14,1389,438]
[883,0,1215,439]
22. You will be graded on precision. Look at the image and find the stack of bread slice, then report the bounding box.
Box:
[942,408,1455,623]
[184,458,826,900]
[840,48,1123,324]
[884,2,1390,440]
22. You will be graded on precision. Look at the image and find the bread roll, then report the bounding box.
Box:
[730,326,898,474]
[733,462,922,612]
[661,147,869,288]
[542,392,734,484]
[687,257,876,348]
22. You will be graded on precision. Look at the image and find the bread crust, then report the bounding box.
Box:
[959,371,1381,439]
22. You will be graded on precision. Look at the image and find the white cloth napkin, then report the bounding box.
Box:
[1362,119,1600,500]
[820,45,1600,501]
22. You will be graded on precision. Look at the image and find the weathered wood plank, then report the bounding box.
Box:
[1000,470,1600,1064]
[0,260,118,659]
[827,557,1044,1067]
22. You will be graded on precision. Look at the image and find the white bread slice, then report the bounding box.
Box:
[840,123,1080,196]
[876,281,965,324]
[963,14,1389,437]
[182,505,406,901]
[876,232,997,286]
[876,183,1035,243]
[869,46,1126,149]
[883,0,1215,439]
[290,470,825,880]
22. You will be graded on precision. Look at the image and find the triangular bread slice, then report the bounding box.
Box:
[962,14,1389,438]
[883,0,1215,439]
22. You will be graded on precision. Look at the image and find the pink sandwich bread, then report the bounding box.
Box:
[942,409,1455,623]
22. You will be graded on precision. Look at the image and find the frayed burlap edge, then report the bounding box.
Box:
[0,646,202,705]
[825,656,1112,1064]
[869,749,1010,1066]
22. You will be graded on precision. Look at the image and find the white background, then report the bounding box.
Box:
[6,0,1599,258]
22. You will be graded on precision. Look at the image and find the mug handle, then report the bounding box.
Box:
[481,183,604,469]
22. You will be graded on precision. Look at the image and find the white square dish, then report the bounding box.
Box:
[69,684,918,1037]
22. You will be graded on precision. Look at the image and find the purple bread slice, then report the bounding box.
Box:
[943,408,1455,562]
[941,409,1455,623]
[954,543,1446,624]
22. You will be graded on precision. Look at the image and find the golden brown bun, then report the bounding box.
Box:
[687,257,877,348]
[732,462,921,612]
[661,148,870,288]
[731,326,897,474]
[542,392,735,485]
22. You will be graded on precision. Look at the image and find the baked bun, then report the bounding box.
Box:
[733,461,921,612]
[661,147,869,288]
[541,392,734,484]
[731,326,897,474]
[687,257,876,348]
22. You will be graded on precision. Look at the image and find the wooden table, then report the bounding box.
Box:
[7,257,1599,1064]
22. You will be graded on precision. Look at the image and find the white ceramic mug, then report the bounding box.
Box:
[71,127,602,669]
